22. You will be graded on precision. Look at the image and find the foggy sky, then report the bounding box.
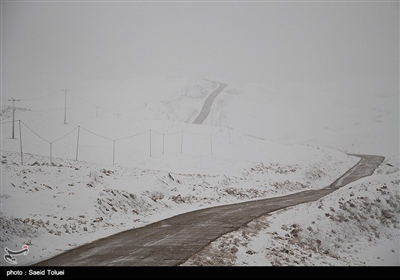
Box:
[2,1,399,86]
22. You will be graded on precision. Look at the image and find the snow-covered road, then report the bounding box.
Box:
[192,81,228,125]
[33,154,384,266]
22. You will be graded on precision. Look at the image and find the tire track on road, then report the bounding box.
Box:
[34,154,384,266]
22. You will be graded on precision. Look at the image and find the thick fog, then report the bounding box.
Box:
[1,1,398,96]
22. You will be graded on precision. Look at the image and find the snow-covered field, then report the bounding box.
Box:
[1,76,398,266]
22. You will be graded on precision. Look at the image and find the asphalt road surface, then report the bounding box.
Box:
[192,81,228,125]
[34,154,384,266]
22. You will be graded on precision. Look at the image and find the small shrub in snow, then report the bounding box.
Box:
[149,191,165,202]
[88,171,103,184]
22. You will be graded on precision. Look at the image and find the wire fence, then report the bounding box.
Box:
[0,84,266,167]
[0,120,234,167]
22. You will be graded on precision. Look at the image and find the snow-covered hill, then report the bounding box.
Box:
[1,76,398,266]
[183,159,399,266]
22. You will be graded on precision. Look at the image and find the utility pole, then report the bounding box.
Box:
[219,112,222,131]
[180,131,183,154]
[8,98,20,139]
[228,125,231,144]
[94,106,101,118]
[62,89,70,124]
[149,129,152,157]
[210,134,213,155]
[162,133,165,155]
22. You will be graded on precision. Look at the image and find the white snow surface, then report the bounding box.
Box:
[1,76,398,266]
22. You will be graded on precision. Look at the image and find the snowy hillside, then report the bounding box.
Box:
[1,76,398,266]
[183,159,399,266]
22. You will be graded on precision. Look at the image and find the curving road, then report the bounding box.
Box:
[192,81,228,125]
[325,154,385,189]
[33,154,384,266]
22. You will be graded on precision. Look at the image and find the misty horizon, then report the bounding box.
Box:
[1,1,398,98]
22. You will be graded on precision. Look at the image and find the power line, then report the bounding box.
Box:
[29,108,65,113]
[70,93,95,106]
[18,91,61,102]
[0,120,17,125]
[71,93,121,117]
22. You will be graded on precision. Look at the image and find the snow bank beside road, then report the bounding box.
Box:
[183,158,399,266]
[1,144,357,266]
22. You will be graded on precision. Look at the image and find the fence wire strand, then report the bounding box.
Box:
[80,126,114,141]
[51,126,79,144]
[115,130,149,141]
[2,118,270,166]
[21,121,50,143]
